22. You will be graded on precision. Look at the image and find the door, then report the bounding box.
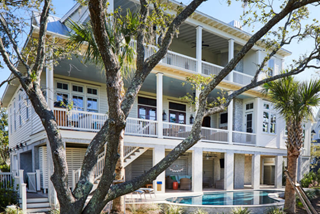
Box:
[245,112,253,133]
[202,116,211,127]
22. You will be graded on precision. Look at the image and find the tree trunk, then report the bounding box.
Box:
[111,129,125,214]
[284,154,298,214]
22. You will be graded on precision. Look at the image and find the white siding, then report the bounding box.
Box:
[66,147,87,187]
[39,146,48,189]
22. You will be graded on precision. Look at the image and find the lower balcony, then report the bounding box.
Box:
[54,108,257,146]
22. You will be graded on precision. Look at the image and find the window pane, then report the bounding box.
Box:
[169,113,176,123]
[149,109,156,121]
[87,98,98,112]
[263,112,269,132]
[270,114,276,133]
[73,96,84,110]
[139,107,146,119]
[178,113,185,124]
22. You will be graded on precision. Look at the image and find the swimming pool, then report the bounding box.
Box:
[166,190,282,206]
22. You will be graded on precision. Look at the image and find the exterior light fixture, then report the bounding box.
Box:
[163,111,167,121]
[190,115,194,124]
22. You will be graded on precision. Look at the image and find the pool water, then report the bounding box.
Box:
[166,190,282,206]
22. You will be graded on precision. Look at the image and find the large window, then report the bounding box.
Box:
[72,96,84,111]
[262,102,276,134]
[87,98,98,112]
[267,59,274,77]
[138,97,156,120]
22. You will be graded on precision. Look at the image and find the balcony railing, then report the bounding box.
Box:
[232,71,254,85]
[54,108,256,146]
[232,131,256,145]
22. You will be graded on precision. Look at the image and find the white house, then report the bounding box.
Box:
[1,0,312,211]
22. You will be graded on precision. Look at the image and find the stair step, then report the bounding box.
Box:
[27,207,51,213]
[27,202,50,209]
[27,198,49,203]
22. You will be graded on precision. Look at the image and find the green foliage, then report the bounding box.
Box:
[0,187,19,212]
[50,209,60,214]
[192,208,208,214]
[126,203,161,214]
[300,170,319,188]
[232,207,251,214]
[0,164,10,172]
[162,204,184,214]
[267,207,285,214]
[0,108,9,165]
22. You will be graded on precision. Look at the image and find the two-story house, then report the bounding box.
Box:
[1,0,313,210]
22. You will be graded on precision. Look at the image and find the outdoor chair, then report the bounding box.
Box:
[180,178,191,190]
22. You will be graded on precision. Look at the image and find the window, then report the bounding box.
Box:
[73,85,83,93]
[57,82,68,90]
[87,88,97,95]
[138,97,157,120]
[9,106,12,134]
[262,102,276,134]
[267,59,274,76]
[13,100,16,131]
[246,103,254,110]
[87,98,98,112]
[55,93,69,107]
[19,102,22,126]
[72,96,84,110]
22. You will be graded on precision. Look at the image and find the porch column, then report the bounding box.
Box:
[156,73,163,138]
[46,37,54,110]
[234,154,245,189]
[228,39,234,82]
[47,141,58,207]
[196,26,202,73]
[224,151,234,191]
[256,50,263,81]
[192,147,203,192]
[254,98,262,146]
[228,91,233,144]
[252,153,261,189]
[275,156,283,189]
[153,145,165,193]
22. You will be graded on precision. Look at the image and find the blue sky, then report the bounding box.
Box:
[0,0,319,99]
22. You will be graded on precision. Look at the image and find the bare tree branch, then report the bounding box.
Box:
[0,76,16,88]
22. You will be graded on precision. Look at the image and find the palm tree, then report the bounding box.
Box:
[67,12,138,213]
[263,76,320,213]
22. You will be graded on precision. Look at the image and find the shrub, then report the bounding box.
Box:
[267,207,285,214]
[162,204,184,214]
[300,171,317,188]
[192,208,208,214]
[4,205,21,214]
[0,164,10,172]
[126,203,161,214]
[0,187,19,212]
[232,207,251,214]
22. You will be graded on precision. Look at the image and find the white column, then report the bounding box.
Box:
[192,147,203,192]
[256,50,263,81]
[252,153,261,189]
[228,91,233,144]
[153,145,165,193]
[46,37,54,110]
[196,26,202,73]
[107,0,114,14]
[224,152,234,190]
[47,142,58,207]
[36,169,41,191]
[228,39,234,82]
[254,98,262,146]
[275,156,283,189]
[156,73,163,138]
[20,183,27,213]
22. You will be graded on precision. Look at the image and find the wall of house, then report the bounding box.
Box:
[233,98,243,132]
[125,150,153,181]
[203,159,214,187]
[244,155,252,185]
[243,50,257,76]
[234,154,245,189]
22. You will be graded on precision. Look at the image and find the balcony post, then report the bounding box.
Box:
[228,39,234,82]
[252,153,261,189]
[228,91,233,144]
[196,26,202,73]
[156,72,163,138]
[224,151,234,190]
[256,49,263,81]
[275,155,283,189]
[192,147,203,192]
[254,97,262,146]
[46,37,54,110]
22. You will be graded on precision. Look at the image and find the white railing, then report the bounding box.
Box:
[232,131,256,145]
[54,108,107,132]
[162,51,197,72]
[94,152,105,181]
[0,172,14,189]
[163,122,192,139]
[124,146,139,158]
[232,70,254,85]
[125,118,158,137]
[202,61,224,77]
[201,127,229,143]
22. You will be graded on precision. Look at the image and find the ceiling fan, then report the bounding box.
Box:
[191,41,210,48]
[205,152,217,160]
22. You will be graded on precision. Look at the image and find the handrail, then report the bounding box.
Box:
[232,70,254,78]
[201,61,224,69]
[166,50,198,62]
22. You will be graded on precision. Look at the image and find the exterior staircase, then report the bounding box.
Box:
[26,197,51,213]
[72,146,149,191]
